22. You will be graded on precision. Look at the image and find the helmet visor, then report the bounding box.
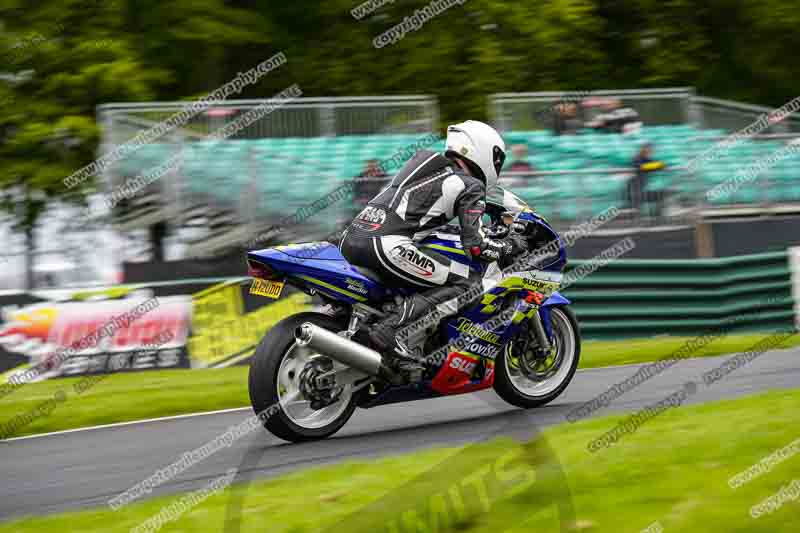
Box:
[493,146,506,176]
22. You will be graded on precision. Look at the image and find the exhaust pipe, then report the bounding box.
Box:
[294,323,397,382]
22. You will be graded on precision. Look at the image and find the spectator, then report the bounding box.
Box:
[505,144,535,186]
[590,99,642,134]
[508,144,533,172]
[587,99,615,132]
[553,102,582,136]
[628,143,666,216]
[353,159,388,215]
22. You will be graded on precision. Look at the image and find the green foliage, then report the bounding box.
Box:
[0,0,165,221]
[0,0,797,231]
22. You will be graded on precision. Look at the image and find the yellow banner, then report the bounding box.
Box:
[189,282,310,367]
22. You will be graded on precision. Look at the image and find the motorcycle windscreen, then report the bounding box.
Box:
[486,185,532,215]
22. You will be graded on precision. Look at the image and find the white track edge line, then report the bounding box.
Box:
[1,406,251,443]
[5,348,796,442]
[0,362,677,443]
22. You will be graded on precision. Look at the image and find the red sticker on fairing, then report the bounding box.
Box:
[431,352,494,395]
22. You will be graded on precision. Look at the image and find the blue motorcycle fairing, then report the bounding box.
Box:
[247,243,391,303]
[543,291,571,307]
[247,211,569,340]
[540,291,571,339]
[514,211,567,273]
[248,233,492,304]
[444,289,570,353]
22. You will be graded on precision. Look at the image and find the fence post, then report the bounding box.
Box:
[694,220,714,258]
[790,247,800,331]
[320,104,335,137]
[97,108,115,199]
[687,87,701,127]
[170,130,184,224]
[428,99,439,133]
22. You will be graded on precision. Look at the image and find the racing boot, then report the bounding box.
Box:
[367,285,464,365]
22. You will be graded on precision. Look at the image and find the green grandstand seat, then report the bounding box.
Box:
[730,187,762,204]
[111,126,800,222]
[786,184,800,201]
[554,202,578,221]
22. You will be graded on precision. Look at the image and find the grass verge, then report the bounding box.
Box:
[578,332,800,369]
[0,332,797,439]
[2,388,799,532]
[0,367,248,439]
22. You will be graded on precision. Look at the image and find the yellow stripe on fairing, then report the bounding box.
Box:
[296,275,368,302]
[480,294,498,305]
[498,276,525,290]
[423,244,467,256]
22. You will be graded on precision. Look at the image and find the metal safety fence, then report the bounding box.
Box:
[98,95,438,144]
[490,88,800,227]
[93,95,439,259]
[490,88,695,133]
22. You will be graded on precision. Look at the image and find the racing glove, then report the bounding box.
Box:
[469,238,511,262]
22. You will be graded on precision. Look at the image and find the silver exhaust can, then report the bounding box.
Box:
[294,322,384,377]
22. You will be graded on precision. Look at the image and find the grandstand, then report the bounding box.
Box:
[97,89,800,262]
[108,129,800,223]
[113,135,445,216]
[98,96,437,258]
[504,126,800,217]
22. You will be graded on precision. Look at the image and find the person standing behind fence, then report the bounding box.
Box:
[553,103,582,136]
[628,143,667,217]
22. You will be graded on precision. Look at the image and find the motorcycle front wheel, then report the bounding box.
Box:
[493,305,581,408]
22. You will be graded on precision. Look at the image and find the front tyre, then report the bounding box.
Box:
[249,312,357,442]
[494,305,580,409]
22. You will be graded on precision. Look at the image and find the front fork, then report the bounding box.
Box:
[508,297,553,353]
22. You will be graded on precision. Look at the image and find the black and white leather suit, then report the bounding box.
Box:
[340,149,519,352]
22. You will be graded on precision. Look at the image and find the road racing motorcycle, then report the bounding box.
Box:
[246,188,580,442]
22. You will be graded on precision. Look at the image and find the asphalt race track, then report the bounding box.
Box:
[1,347,799,521]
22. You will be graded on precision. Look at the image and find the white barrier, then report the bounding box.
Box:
[790,247,800,330]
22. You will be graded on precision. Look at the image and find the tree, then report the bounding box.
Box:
[0,0,163,288]
[2,0,799,288]
[0,0,270,283]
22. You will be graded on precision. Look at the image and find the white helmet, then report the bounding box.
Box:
[445,120,507,188]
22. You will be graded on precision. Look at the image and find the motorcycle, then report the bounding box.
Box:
[245,188,580,442]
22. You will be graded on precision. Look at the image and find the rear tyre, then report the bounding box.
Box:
[493,305,580,409]
[248,312,357,442]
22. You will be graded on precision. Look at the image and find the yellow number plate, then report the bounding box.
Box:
[250,279,285,299]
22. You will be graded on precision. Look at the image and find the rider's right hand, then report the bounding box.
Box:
[470,238,514,262]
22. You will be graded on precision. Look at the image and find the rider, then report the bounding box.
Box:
[340,120,522,358]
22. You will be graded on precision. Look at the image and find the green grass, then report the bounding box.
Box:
[2,388,799,532]
[1,332,797,439]
[0,367,249,439]
[578,332,800,369]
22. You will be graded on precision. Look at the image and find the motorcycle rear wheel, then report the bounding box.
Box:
[249,312,358,442]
